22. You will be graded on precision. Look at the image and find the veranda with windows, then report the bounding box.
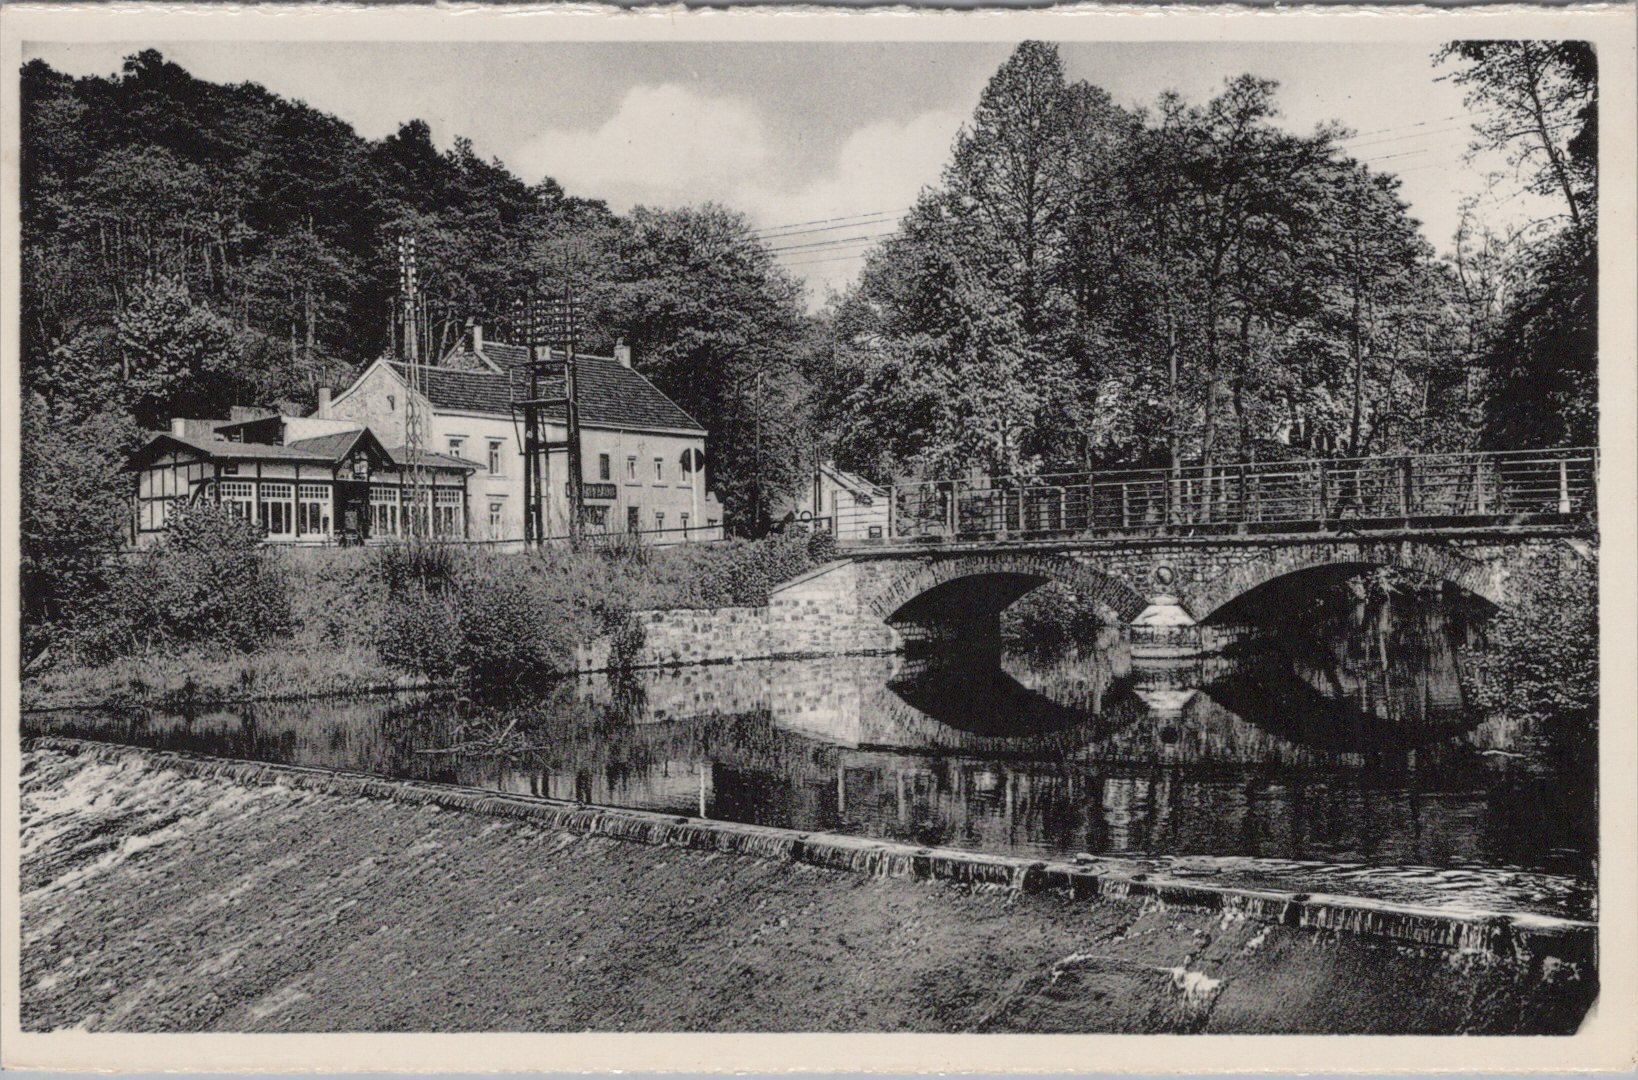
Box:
[128,426,477,547]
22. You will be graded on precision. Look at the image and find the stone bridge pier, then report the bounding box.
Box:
[766,532,1587,659]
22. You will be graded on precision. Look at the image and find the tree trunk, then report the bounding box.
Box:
[1523,52,1587,242]
[304,283,316,362]
[1348,276,1366,455]
[1235,311,1253,461]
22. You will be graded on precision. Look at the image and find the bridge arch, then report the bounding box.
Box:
[1179,540,1513,624]
[861,552,1148,630]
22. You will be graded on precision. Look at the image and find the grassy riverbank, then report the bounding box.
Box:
[19,742,1595,1034]
[21,516,831,710]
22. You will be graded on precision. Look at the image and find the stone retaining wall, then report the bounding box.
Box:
[576,562,902,671]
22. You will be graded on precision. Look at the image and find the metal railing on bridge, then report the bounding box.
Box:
[820,448,1598,545]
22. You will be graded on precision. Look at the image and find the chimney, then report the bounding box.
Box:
[614,340,632,368]
[317,387,332,419]
[170,418,188,437]
[469,320,484,354]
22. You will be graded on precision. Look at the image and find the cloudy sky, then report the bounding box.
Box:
[28,40,1552,301]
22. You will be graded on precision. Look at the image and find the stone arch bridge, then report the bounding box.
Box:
[766,530,1593,655]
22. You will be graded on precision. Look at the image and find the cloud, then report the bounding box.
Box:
[515,83,965,303]
[516,84,771,211]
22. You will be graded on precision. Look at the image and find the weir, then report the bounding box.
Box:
[24,736,1597,967]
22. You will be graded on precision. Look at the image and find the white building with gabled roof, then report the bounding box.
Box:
[324,326,723,544]
[785,461,891,541]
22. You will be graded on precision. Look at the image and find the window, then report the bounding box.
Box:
[403,490,430,535]
[370,487,399,538]
[220,481,255,522]
[259,482,294,537]
[707,518,719,530]
[627,506,641,533]
[680,512,690,536]
[654,511,665,533]
[298,483,331,536]
[488,440,504,476]
[434,488,463,536]
[447,437,465,459]
[598,453,611,481]
[626,456,637,481]
[582,505,609,529]
[488,500,505,535]
[653,457,664,482]
[387,394,396,412]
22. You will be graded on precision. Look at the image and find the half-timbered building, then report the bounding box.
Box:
[127,414,477,546]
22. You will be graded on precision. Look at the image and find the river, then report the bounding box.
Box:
[23,591,1596,921]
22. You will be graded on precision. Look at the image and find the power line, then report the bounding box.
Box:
[750,208,906,237]
[742,105,1560,243]
[768,148,1440,263]
[765,230,902,255]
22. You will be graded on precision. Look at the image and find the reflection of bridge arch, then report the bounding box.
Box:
[861,553,1147,629]
[1182,540,1512,623]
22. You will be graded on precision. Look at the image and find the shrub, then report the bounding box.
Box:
[1001,581,1106,649]
[367,546,618,689]
[695,533,820,607]
[1471,543,1598,736]
[452,552,605,687]
[88,502,293,657]
[374,585,464,683]
[290,549,386,649]
[371,539,459,594]
[805,528,839,565]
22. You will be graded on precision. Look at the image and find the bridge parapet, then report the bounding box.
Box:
[820,448,1597,546]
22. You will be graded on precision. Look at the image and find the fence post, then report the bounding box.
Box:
[887,485,897,539]
[1401,456,1414,518]
[1318,461,1329,530]
[1559,459,1571,513]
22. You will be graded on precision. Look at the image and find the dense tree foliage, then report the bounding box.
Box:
[1437,41,1598,449]
[19,50,812,525]
[18,43,1599,617]
[814,41,1598,484]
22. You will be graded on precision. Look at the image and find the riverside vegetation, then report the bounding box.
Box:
[22,503,1599,777]
[21,502,838,710]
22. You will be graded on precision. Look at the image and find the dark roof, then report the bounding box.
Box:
[476,341,530,368]
[386,446,481,472]
[128,433,334,469]
[387,363,514,416]
[442,343,705,433]
[130,427,470,475]
[286,430,370,459]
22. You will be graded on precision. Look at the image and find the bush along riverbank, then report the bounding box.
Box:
[21,502,836,710]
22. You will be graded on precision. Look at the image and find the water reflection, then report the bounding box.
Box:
[25,595,1595,917]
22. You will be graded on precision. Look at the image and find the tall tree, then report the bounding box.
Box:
[1438,41,1597,244]
[600,204,812,528]
[1438,40,1598,449]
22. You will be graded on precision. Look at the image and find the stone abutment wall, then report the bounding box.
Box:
[576,561,902,671]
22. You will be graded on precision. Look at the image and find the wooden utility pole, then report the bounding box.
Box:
[512,290,584,545]
[399,234,429,538]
